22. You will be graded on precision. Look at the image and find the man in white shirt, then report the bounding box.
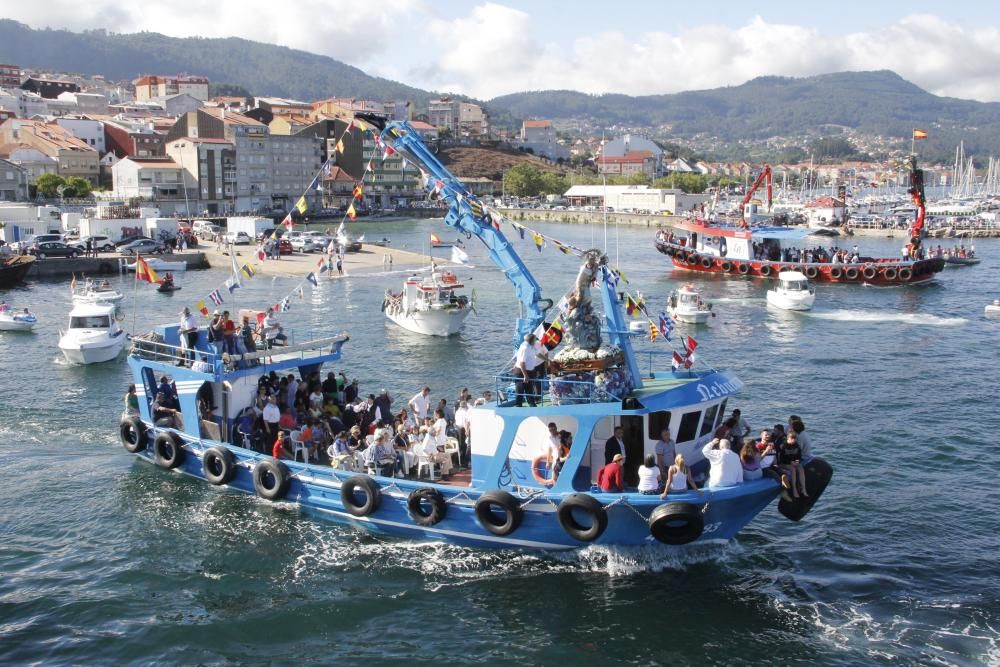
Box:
[453,400,470,465]
[408,386,431,420]
[702,438,743,489]
[262,395,281,439]
[178,307,198,366]
[515,333,543,407]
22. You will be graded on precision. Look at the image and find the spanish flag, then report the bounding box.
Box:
[295,196,308,214]
[346,203,357,220]
[913,129,928,140]
[353,183,363,198]
[135,255,161,284]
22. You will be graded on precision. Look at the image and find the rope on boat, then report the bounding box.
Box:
[602,496,652,524]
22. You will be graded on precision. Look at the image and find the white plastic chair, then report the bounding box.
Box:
[417,452,439,481]
[290,430,311,462]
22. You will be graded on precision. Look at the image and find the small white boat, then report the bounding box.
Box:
[72,280,125,304]
[767,271,816,311]
[124,258,187,272]
[383,268,473,336]
[669,284,713,324]
[0,308,37,331]
[628,320,647,334]
[986,300,1000,317]
[58,301,126,364]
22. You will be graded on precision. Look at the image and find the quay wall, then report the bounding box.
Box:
[26,252,210,279]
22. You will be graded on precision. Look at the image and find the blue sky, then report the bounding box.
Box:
[3,0,1000,101]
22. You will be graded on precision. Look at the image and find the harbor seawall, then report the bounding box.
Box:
[26,252,210,279]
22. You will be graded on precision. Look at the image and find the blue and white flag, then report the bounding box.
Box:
[207,289,223,305]
[658,311,675,341]
[450,245,470,265]
[225,277,241,294]
[279,297,291,312]
[306,272,318,287]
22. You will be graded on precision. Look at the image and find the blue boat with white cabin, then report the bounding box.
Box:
[117,117,832,551]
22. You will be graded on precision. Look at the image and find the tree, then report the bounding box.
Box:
[63,176,93,198]
[540,171,568,195]
[504,164,545,197]
[35,173,65,198]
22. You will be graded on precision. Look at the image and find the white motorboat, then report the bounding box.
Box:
[124,257,187,272]
[767,271,816,311]
[669,284,714,324]
[0,308,37,331]
[986,299,1000,317]
[58,301,126,364]
[383,268,473,336]
[72,279,125,304]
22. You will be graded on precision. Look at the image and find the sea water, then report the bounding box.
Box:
[0,220,997,664]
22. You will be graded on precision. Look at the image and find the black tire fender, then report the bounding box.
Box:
[475,490,523,536]
[898,267,912,281]
[737,263,750,275]
[649,502,704,545]
[700,257,713,269]
[557,493,608,542]
[720,261,732,272]
[883,267,898,280]
[202,446,237,485]
[119,416,147,453]
[341,475,381,517]
[153,431,185,469]
[829,267,843,280]
[845,267,860,280]
[804,266,818,279]
[407,487,447,526]
[253,459,290,501]
[862,266,877,280]
[759,265,772,277]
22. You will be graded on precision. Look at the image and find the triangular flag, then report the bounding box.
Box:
[430,233,441,244]
[196,300,209,317]
[281,213,293,230]
[306,272,318,287]
[347,203,357,220]
[353,183,363,198]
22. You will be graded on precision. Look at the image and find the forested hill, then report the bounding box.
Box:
[0,20,434,104]
[488,71,1000,156]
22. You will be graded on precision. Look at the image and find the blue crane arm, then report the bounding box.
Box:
[366,117,551,347]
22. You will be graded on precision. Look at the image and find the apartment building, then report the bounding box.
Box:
[133,75,210,102]
[0,64,20,88]
[428,98,488,138]
[0,157,29,201]
[111,157,186,201]
[104,119,166,159]
[164,137,235,215]
[0,119,99,184]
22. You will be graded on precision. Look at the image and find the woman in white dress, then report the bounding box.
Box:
[421,408,453,477]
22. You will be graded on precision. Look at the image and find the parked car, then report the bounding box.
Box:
[30,241,81,259]
[30,233,65,245]
[223,231,252,245]
[119,239,167,256]
[197,224,222,241]
[289,236,321,252]
[278,239,293,255]
[70,235,116,252]
[115,236,152,249]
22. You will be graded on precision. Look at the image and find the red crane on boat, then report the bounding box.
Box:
[907,156,927,254]
[739,165,773,228]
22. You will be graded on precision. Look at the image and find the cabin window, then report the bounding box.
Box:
[716,399,728,429]
[647,411,671,439]
[676,410,702,443]
[700,404,719,436]
[71,315,111,328]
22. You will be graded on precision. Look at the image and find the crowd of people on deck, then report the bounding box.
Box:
[232,375,493,480]
[595,409,815,499]
[174,307,288,369]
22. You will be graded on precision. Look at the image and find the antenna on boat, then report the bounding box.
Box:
[601,131,608,253]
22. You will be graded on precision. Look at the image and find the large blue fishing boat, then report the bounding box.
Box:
[118,117,832,551]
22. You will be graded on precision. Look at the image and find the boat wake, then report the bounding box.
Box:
[805,309,967,327]
[567,540,743,577]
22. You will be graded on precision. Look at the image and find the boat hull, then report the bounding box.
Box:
[656,242,944,285]
[986,305,1000,317]
[59,333,126,364]
[386,307,471,336]
[126,259,187,272]
[0,316,36,331]
[766,290,815,311]
[0,255,35,288]
[672,308,711,324]
[130,433,782,550]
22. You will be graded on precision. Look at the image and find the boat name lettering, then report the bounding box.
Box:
[703,522,722,534]
[695,380,739,401]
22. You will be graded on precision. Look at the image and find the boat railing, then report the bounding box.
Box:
[493,372,622,406]
[633,350,715,376]
[129,332,222,369]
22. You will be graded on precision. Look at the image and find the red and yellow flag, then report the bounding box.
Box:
[346,203,357,220]
[430,233,441,244]
[353,183,363,198]
[135,255,161,284]
[912,129,928,140]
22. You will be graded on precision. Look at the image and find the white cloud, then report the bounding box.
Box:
[4,2,1000,101]
[415,10,1000,102]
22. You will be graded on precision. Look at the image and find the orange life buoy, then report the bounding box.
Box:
[531,455,555,487]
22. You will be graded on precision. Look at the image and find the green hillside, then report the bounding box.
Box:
[0,19,435,104]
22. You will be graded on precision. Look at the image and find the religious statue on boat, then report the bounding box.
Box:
[547,250,633,404]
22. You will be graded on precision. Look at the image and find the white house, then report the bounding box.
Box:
[53,116,106,154]
[112,156,185,200]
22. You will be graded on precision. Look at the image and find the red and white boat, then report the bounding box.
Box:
[655,160,945,286]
